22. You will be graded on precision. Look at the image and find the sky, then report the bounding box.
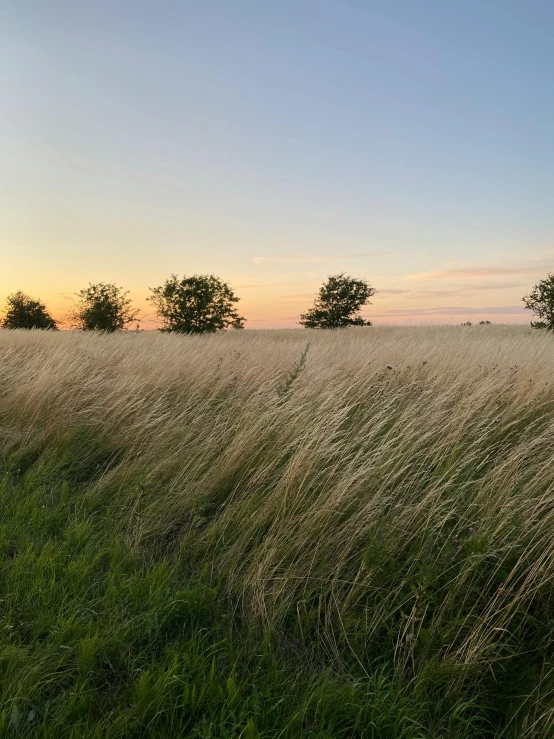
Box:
[2,0,554,328]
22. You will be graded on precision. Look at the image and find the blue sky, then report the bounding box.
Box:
[2,0,553,326]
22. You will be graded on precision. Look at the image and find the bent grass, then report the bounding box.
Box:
[1,326,554,737]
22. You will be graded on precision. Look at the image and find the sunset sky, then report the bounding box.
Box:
[2,0,554,328]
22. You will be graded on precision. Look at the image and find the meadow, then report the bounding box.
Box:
[1,325,554,738]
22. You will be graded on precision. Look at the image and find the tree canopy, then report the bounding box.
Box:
[70,283,138,332]
[523,274,554,331]
[300,274,375,329]
[149,274,245,333]
[1,291,58,330]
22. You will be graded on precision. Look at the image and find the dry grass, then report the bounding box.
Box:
[2,325,554,736]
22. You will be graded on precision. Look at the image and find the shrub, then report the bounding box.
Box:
[0,291,58,330]
[523,274,554,330]
[149,274,245,333]
[300,274,375,328]
[70,283,138,332]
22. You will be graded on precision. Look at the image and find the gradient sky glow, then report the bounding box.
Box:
[2,0,554,327]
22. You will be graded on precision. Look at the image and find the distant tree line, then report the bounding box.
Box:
[0,275,246,333]
[0,273,375,332]
[1,272,553,333]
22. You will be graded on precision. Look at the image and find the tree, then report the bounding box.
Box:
[523,274,554,331]
[300,274,375,328]
[149,274,245,333]
[70,283,138,332]
[1,291,58,330]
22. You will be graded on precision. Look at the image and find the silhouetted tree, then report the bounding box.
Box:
[523,274,554,331]
[300,274,375,328]
[1,291,58,330]
[149,274,245,333]
[70,283,138,332]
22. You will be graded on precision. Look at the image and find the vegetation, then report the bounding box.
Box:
[1,326,554,737]
[523,273,554,330]
[0,291,58,330]
[300,274,375,328]
[149,274,245,333]
[2,274,553,332]
[70,283,138,332]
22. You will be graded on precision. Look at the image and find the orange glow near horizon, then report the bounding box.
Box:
[1,265,538,330]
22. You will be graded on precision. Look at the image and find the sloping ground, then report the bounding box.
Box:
[1,326,554,738]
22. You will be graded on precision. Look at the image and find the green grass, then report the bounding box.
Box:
[0,459,428,738]
[0,432,549,738]
[2,327,554,737]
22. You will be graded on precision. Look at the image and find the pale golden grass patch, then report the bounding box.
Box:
[2,325,554,734]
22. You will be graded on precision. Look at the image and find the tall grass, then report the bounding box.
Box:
[1,326,554,737]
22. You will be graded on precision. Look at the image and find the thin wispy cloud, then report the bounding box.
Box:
[470,281,527,291]
[371,305,527,318]
[253,252,381,265]
[406,266,550,281]
[279,294,320,303]
[379,282,526,299]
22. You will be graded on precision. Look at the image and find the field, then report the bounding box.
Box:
[1,326,554,738]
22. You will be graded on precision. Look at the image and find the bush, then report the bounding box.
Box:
[300,274,375,328]
[523,274,554,330]
[70,283,138,332]
[149,274,245,333]
[0,291,58,330]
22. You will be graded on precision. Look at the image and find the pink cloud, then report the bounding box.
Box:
[406,266,551,281]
